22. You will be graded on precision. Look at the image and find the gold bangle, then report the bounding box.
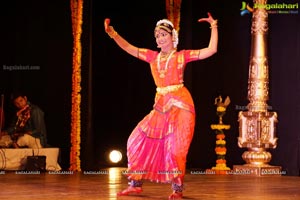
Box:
[210,20,218,29]
[107,26,118,39]
[211,20,218,26]
[108,30,118,39]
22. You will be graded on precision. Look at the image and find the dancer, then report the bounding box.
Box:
[104,12,218,199]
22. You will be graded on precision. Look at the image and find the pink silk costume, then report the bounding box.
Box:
[126,48,201,184]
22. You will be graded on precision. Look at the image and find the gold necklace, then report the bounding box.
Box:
[157,50,176,78]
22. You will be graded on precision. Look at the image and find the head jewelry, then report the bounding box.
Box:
[155,19,178,48]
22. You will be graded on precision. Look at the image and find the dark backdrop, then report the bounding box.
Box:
[1,0,299,175]
[0,0,73,168]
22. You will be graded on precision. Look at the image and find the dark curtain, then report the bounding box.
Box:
[0,0,73,169]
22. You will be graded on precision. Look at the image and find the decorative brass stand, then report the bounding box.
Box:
[209,96,231,174]
[233,0,281,176]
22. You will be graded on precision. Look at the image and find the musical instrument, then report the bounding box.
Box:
[12,105,31,143]
[16,105,31,129]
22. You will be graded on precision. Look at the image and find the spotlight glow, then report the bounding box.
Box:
[109,150,122,163]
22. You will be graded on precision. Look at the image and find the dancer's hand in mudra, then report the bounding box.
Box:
[198,12,217,25]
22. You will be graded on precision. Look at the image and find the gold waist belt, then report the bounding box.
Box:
[156,83,184,95]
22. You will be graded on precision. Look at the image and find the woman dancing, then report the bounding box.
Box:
[104,12,218,199]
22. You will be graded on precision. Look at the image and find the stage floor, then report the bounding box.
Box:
[1,167,300,200]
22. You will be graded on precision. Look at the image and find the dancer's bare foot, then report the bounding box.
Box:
[168,191,183,199]
[117,186,143,196]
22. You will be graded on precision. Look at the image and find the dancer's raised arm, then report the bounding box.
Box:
[197,12,218,59]
[104,18,139,58]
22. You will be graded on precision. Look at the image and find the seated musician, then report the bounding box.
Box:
[0,92,47,148]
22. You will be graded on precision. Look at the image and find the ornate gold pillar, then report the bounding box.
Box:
[233,0,281,176]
